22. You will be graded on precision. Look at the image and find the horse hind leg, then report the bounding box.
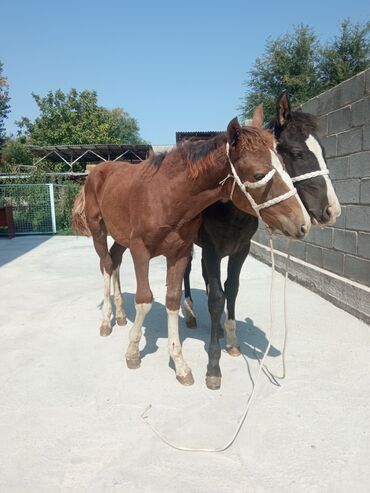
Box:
[167,255,194,386]
[125,240,153,369]
[182,255,197,328]
[224,247,250,356]
[110,242,127,326]
[91,230,114,337]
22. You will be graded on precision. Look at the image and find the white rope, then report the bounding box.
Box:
[291,169,329,183]
[222,142,297,220]
[140,235,283,453]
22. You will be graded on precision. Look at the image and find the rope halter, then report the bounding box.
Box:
[291,169,329,183]
[220,142,297,220]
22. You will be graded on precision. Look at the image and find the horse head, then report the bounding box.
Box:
[273,91,341,226]
[225,108,311,239]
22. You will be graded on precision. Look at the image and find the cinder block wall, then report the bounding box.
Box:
[253,68,370,288]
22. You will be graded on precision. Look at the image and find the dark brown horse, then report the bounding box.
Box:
[72,109,310,386]
[183,92,341,389]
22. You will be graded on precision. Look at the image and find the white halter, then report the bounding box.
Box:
[221,143,297,220]
[291,169,329,183]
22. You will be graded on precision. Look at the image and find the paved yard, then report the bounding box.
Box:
[0,236,369,493]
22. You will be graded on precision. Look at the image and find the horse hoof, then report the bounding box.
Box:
[116,316,127,326]
[126,357,141,369]
[186,316,197,329]
[100,324,112,337]
[176,371,194,386]
[206,376,222,390]
[226,345,241,357]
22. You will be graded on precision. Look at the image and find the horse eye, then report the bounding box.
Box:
[254,174,265,181]
[293,151,303,159]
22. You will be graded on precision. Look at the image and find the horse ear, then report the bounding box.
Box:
[251,104,264,128]
[227,117,241,147]
[276,90,291,127]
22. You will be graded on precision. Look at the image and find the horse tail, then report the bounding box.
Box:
[72,185,91,236]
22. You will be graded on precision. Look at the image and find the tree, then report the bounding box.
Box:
[0,61,11,147]
[240,20,370,122]
[318,19,370,89]
[17,88,146,145]
[240,25,321,122]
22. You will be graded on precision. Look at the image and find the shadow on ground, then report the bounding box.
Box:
[108,288,280,370]
[0,235,52,267]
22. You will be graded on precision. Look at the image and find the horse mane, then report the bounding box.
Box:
[181,127,274,179]
[145,126,274,179]
[268,111,319,136]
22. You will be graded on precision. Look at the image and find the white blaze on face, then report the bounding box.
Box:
[270,149,311,229]
[305,135,342,223]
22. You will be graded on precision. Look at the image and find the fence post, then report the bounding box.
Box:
[49,184,57,233]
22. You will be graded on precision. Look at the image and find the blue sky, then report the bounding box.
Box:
[2,0,369,144]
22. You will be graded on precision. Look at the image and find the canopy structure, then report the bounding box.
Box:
[28,144,153,168]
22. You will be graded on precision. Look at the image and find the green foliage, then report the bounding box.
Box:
[1,137,33,171]
[318,19,370,89]
[16,88,145,145]
[0,61,11,147]
[241,20,370,122]
[54,182,81,234]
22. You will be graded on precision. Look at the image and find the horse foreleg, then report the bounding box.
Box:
[203,244,224,390]
[224,245,250,356]
[125,241,153,369]
[167,255,194,386]
[182,255,197,328]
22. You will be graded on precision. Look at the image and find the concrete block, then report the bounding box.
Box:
[344,255,370,286]
[328,156,349,179]
[358,232,370,259]
[317,114,328,136]
[365,68,370,95]
[334,179,360,204]
[317,86,341,115]
[328,106,351,134]
[332,205,346,229]
[351,97,370,127]
[339,72,365,106]
[306,227,333,248]
[322,135,337,158]
[306,244,323,267]
[337,127,363,156]
[322,248,344,275]
[349,151,370,178]
[287,240,306,260]
[364,125,370,150]
[360,178,370,204]
[301,97,319,116]
[346,205,370,232]
[333,229,357,254]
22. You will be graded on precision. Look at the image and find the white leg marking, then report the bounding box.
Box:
[167,309,191,378]
[305,135,342,221]
[182,297,197,327]
[224,319,239,348]
[100,270,112,335]
[126,302,152,361]
[112,266,126,324]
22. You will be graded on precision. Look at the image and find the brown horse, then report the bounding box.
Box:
[72,110,310,386]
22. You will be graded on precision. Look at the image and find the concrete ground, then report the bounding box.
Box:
[0,235,369,493]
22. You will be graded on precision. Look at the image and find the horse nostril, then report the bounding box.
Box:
[324,205,333,220]
[301,224,308,235]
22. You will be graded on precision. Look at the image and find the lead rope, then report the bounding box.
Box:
[140,234,289,453]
